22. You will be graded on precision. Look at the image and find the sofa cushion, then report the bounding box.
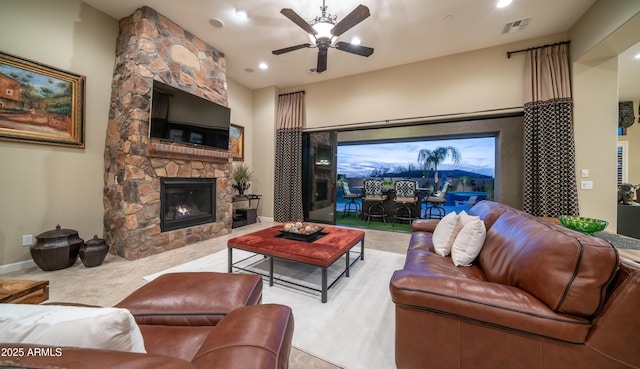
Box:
[468,200,509,230]
[478,210,618,317]
[117,272,262,326]
[0,304,146,353]
[451,218,487,266]
[432,212,462,256]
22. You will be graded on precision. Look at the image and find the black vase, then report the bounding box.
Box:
[234,182,250,195]
[31,225,83,271]
[79,235,109,267]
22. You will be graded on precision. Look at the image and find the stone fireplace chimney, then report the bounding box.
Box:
[104,7,233,260]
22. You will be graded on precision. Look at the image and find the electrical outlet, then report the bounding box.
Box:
[581,169,589,178]
[22,234,33,246]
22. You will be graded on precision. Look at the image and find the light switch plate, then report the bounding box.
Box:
[581,169,589,177]
[580,181,593,190]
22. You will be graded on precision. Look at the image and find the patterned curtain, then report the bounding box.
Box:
[523,43,579,217]
[274,92,305,222]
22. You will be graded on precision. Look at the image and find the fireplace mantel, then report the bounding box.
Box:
[147,141,233,163]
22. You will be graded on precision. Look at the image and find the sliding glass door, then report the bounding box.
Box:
[302,131,337,224]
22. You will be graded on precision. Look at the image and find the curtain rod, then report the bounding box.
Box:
[506,40,570,58]
[303,106,523,132]
[278,90,305,96]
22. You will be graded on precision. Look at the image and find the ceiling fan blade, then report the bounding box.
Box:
[272,43,312,55]
[317,48,328,73]
[331,5,370,37]
[335,41,374,57]
[280,8,317,35]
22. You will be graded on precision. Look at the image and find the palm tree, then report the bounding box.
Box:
[417,146,461,188]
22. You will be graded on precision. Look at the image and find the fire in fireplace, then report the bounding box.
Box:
[160,178,216,232]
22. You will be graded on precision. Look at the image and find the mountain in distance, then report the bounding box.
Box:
[378,169,493,179]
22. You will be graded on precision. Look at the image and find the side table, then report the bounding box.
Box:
[232,194,262,228]
[0,279,49,304]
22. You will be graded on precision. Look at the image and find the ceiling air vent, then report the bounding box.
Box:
[501,18,531,34]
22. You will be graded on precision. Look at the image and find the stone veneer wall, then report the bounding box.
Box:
[104,6,233,260]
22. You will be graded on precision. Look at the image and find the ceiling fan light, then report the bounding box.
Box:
[312,21,334,41]
[235,8,249,19]
[351,37,361,45]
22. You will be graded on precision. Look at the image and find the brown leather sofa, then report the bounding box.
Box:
[1,272,294,369]
[390,200,640,369]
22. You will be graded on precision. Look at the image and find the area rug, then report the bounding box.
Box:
[144,248,405,369]
[594,231,640,250]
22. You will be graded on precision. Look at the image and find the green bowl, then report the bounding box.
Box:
[559,215,608,235]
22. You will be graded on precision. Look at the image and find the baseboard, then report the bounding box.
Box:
[0,259,36,275]
[259,216,274,222]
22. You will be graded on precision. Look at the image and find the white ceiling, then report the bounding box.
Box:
[83,0,638,99]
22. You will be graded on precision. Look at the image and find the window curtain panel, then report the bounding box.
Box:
[523,43,579,217]
[274,92,304,222]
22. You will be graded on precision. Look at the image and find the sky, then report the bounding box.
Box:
[337,137,495,178]
[0,64,68,96]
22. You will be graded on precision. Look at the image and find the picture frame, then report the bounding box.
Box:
[169,128,184,142]
[0,51,85,148]
[229,123,244,161]
[189,131,203,145]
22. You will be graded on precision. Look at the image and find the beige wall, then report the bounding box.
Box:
[251,87,278,219]
[0,0,118,268]
[284,34,567,128]
[227,77,254,169]
[570,1,640,230]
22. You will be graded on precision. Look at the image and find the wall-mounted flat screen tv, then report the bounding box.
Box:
[149,80,231,150]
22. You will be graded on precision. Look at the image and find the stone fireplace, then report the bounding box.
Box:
[103,6,233,260]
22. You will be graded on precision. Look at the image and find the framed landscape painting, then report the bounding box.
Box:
[0,51,85,148]
[229,123,244,161]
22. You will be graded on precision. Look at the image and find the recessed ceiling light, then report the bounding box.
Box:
[496,0,513,8]
[258,62,268,70]
[209,18,224,28]
[444,15,454,21]
[635,52,640,59]
[351,37,361,45]
[235,8,249,19]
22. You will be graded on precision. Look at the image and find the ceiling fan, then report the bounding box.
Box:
[272,0,374,73]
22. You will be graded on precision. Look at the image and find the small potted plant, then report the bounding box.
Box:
[232,163,254,195]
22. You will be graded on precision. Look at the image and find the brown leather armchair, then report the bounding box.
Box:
[1,272,294,369]
[390,200,640,369]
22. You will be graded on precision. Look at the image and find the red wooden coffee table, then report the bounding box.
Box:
[227,225,365,302]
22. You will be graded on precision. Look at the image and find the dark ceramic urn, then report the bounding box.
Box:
[30,225,84,271]
[79,235,109,268]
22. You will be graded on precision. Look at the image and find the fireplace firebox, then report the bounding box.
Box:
[160,178,216,232]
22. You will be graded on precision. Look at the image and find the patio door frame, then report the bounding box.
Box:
[302,130,337,224]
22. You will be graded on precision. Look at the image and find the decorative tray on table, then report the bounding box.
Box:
[278,222,325,242]
[558,215,608,235]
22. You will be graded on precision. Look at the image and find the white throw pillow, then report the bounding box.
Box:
[0,304,146,353]
[451,218,487,266]
[432,212,462,256]
[458,210,480,226]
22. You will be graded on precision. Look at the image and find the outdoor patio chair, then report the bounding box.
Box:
[341,180,361,219]
[454,195,479,207]
[423,181,451,219]
[362,179,387,224]
[393,179,419,225]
